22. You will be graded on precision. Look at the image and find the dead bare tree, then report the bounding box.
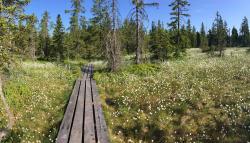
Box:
[0,76,14,141]
[106,0,121,71]
[130,0,159,64]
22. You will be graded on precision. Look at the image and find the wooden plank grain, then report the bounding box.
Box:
[84,79,96,143]
[68,78,86,143]
[91,80,110,143]
[56,80,81,143]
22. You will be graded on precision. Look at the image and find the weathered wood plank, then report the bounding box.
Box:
[56,80,81,143]
[68,78,86,143]
[84,79,96,143]
[92,80,110,143]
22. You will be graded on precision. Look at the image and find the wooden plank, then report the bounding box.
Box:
[82,65,86,73]
[68,78,86,143]
[56,80,81,143]
[90,64,94,78]
[84,79,96,143]
[91,80,110,143]
[82,65,89,80]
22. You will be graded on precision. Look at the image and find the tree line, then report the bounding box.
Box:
[0,0,250,71]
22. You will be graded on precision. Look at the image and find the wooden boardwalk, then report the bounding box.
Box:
[56,65,109,143]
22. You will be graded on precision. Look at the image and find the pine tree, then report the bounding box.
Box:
[186,19,195,48]
[169,0,190,57]
[130,0,159,64]
[209,12,227,56]
[0,0,30,66]
[231,27,239,47]
[26,14,38,60]
[91,0,110,58]
[149,21,173,60]
[0,1,30,136]
[240,17,250,47]
[120,19,137,54]
[191,26,197,47]
[39,11,51,60]
[186,19,192,33]
[66,0,85,59]
[200,22,208,51]
[196,32,201,47]
[52,14,65,61]
[15,18,28,57]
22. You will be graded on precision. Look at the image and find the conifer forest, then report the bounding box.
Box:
[0,0,249,142]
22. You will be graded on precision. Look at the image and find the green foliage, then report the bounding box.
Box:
[168,0,190,30]
[120,19,137,54]
[168,0,190,57]
[149,21,174,60]
[38,11,51,60]
[130,0,159,64]
[0,61,75,142]
[52,14,65,61]
[95,49,250,143]
[123,64,160,76]
[91,0,110,57]
[240,17,250,47]
[65,0,86,59]
[207,12,228,56]
[200,22,209,52]
[0,0,30,68]
[231,27,239,47]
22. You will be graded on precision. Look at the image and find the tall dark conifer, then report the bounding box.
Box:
[39,11,50,59]
[169,0,190,56]
[231,27,239,47]
[66,0,85,58]
[200,22,208,51]
[240,17,250,47]
[52,14,65,61]
[91,0,110,57]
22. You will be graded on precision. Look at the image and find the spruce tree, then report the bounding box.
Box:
[240,17,250,47]
[130,0,159,64]
[66,0,85,58]
[91,0,110,58]
[196,32,201,47]
[52,14,65,61]
[210,12,227,56]
[0,0,30,66]
[186,19,195,48]
[200,22,208,52]
[120,19,137,54]
[149,21,173,60]
[39,11,51,60]
[26,14,38,60]
[231,27,239,47]
[0,1,30,137]
[191,26,197,47]
[169,0,190,57]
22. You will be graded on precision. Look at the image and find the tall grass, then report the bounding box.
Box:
[0,61,76,142]
[95,49,250,143]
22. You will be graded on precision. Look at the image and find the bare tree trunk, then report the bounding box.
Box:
[0,75,14,141]
[107,0,121,71]
[177,1,181,56]
[30,35,36,61]
[135,3,141,64]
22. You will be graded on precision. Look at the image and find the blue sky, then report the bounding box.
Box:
[25,0,250,31]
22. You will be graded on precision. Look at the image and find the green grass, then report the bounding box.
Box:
[95,48,250,143]
[0,48,249,143]
[0,61,76,142]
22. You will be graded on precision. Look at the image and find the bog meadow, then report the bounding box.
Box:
[0,0,250,143]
